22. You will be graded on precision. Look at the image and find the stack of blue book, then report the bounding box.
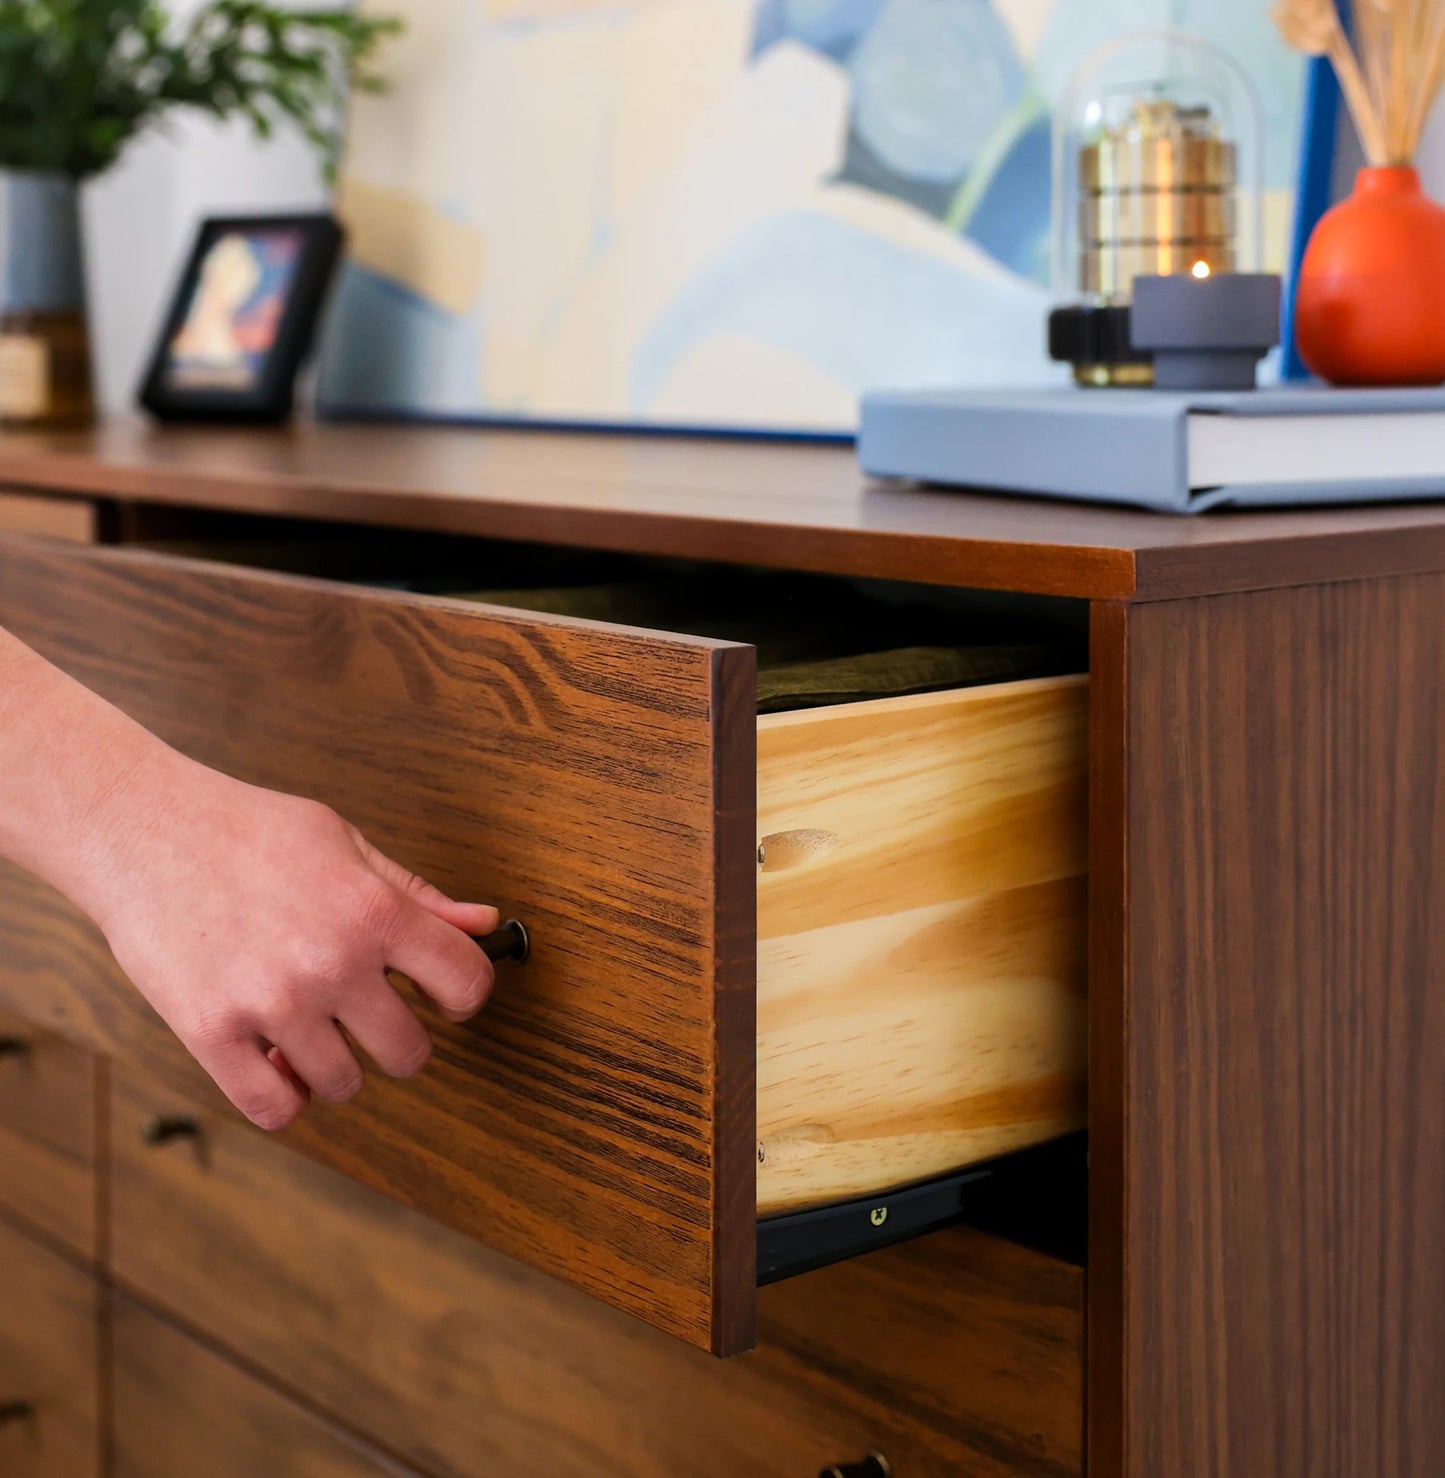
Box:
[858,386,1445,514]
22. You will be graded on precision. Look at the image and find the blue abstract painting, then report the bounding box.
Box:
[317,0,1303,434]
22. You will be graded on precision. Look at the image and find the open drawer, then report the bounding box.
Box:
[0,536,1085,1354]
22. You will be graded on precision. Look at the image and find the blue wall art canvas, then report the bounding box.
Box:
[317,0,1304,434]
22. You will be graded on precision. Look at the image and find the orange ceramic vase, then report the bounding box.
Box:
[1294,166,1445,386]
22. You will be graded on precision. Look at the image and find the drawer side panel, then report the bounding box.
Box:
[756,677,1089,1212]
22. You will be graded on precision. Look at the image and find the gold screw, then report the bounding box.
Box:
[869,1206,888,1228]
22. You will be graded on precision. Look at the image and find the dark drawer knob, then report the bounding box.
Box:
[819,1456,891,1478]
[141,1114,200,1147]
[0,1035,29,1060]
[0,1400,34,1427]
[478,918,530,965]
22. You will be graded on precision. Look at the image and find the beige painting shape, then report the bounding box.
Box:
[336,178,484,316]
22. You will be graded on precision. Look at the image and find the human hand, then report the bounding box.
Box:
[80,751,498,1130]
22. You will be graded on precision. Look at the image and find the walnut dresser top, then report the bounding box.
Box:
[3,417,1445,598]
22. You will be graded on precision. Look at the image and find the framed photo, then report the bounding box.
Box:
[139,212,343,423]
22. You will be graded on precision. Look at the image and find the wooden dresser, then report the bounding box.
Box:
[2,423,1444,1478]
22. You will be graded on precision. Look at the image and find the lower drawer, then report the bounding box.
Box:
[0,1219,101,1478]
[110,1064,1084,1478]
[0,1005,101,1259]
[111,1296,420,1477]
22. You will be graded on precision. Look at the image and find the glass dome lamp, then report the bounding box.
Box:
[1048,30,1277,390]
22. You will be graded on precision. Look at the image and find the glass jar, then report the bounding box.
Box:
[1048,30,1263,386]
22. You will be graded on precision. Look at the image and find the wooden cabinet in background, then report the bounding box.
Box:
[0,1004,101,1260]
[0,1219,101,1478]
[111,1297,419,1478]
[108,1066,1083,1478]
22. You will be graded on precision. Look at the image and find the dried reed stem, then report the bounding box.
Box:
[1410,14,1445,145]
[1356,0,1390,127]
[1272,0,1445,163]
[1328,22,1390,160]
[1389,0,1409,155]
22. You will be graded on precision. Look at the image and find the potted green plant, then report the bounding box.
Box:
[0,0,397,426]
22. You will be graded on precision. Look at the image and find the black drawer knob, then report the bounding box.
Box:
[141,1114,200,1147]
[478,918,530,965]
[0,1035,29,1060]
[0,1400,34,1427]
[820,1456,891,1478]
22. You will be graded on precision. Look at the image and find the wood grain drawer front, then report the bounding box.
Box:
[0,1005,100,1258]
[109,1066,1083,1478]
[0,1220,101,1478]
[0,536,756,1354]
[111,1297,420,1478]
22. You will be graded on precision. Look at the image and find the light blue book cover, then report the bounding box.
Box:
[858,386,1445,513]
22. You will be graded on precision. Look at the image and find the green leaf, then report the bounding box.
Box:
[0,0,402,178]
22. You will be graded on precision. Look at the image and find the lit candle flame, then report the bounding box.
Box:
[1191,260,1211,279]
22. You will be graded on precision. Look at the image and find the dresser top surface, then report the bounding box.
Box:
[4,419,1445,601]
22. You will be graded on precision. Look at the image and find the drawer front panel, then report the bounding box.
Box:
[0,1005,100,1258]
[111,1297,419,1478]
[0,537,757,1353]
[0,1220,101,1478]
[110,1065,1083,1478]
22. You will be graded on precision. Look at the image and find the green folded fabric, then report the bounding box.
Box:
[456,579,1076,714]
[754,643,1067,713]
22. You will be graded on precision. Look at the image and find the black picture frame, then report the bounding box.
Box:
[138,212,343,424]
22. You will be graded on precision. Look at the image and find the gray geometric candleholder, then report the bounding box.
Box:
[1130,272,1282,391]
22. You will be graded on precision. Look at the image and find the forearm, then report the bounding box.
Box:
[0,624,178,916]
[0,623,495,1131]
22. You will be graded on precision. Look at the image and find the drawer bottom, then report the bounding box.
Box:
[759,1136,1087,1284]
